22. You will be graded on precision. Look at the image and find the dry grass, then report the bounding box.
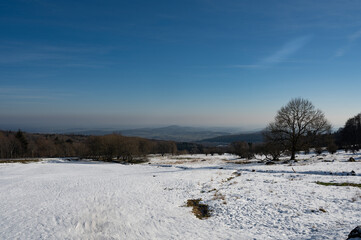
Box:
[186,199,212,219]
[0,159,42,164]
[157,158,201,165]
[171,157,196,160]
[351,192,361,202]
[222,171,241,183]
[232,160,252,165]
[316,181,361,188]
[223,176,235,182]
[229,181,238,185]
[212,191,226,201]
[127,158,149,164]
[319,208,327,213]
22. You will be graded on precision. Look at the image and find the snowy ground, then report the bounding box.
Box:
[0,151,360,239]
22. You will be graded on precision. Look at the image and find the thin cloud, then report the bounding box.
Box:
[348,29,361,41]
[260,36,312,66]
[228,36,312,69]
[334,46,349,58]
[335,28,361,57]
[228,64,261,69]
[0,53,67,64]
[0,95,52,100]
[0,86,74,102]
[0,42,115,67]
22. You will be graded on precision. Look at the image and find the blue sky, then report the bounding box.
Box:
[1,0,361,131]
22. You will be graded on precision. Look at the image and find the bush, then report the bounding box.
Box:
[315,147,323,155]
[327,142,338,154]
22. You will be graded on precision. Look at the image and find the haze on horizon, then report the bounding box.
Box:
[1,0,361,132]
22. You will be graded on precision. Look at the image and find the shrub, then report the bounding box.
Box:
[327,142,338,154]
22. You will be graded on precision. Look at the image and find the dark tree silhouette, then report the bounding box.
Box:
[15,130,28,157]
[264,98,331,160]
[338,113,361,151]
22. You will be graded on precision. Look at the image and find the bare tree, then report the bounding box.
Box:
[264,98,331,160]
[231,141,253,159]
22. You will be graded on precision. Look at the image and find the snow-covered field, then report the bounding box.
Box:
[0,151,360,239]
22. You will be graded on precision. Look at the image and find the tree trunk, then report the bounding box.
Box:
[290,137,297,160]
[290,151,295,160]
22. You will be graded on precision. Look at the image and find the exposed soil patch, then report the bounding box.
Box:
[186,199,212,219]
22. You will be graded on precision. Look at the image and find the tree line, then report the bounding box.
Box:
[0,129,268,160]
[335,113,361,152]
[0,131,177,162]
[1,98,360,161]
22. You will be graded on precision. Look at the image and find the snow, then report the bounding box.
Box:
[0,151,360,239]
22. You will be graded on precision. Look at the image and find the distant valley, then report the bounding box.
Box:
[56,125,263,143]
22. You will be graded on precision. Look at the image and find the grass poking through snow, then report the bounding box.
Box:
[0,159,42,164]
[316,181,361,188]
[186,199,212,219]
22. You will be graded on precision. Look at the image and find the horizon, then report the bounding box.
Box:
[1,0,361,130]
[0,122,258,134]
[0,123,343,135]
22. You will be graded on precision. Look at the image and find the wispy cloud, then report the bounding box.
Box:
[260,36,312,66]
[0,95,51,100]
[227,64,260,69]
[348,29,361,41]
[334,47,348,58]
[335,28,361,57]
[0,41,115,67]
[0,53,67,64]
[229,36,312,69]
[0,86,74,102]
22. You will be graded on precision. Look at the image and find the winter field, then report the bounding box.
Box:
[1,151,360,240]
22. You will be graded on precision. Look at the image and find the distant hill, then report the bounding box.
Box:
[56,128,120,136]
[120,125,230,142]
[44,125,261,143]
[198,131,264,146]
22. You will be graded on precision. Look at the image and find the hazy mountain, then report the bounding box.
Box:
[120,125,231,142]
[17,125,261,143]
[198,131,264,146]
